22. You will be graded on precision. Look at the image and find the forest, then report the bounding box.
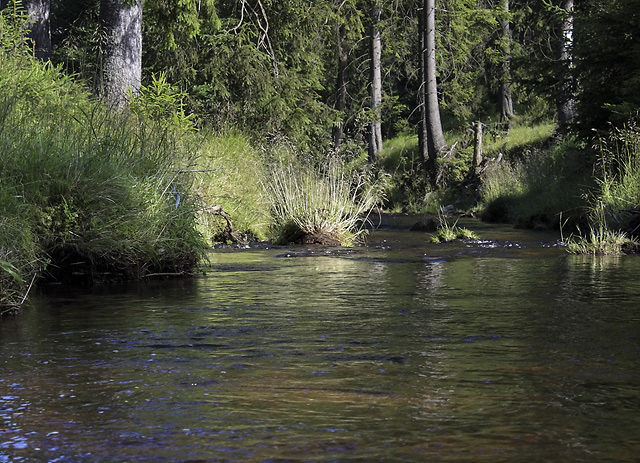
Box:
[1,0,640,310]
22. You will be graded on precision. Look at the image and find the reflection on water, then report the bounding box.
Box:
[1,218,640,462]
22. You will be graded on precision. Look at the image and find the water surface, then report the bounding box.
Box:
[2,216,639,462]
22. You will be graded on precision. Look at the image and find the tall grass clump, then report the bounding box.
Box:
[261,152,384,246]
[429,212,478,243]
[594,121,640,232]
[1,9,207,307]
[564,121,640,254]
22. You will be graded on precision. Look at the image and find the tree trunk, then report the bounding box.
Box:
[473,121,483,171]
[499,0,514,122]
[100,0,142,109]
[420,0,446,176]
[332,24,348,150]
[556,0,576,127]
[368,1,383,162]
[23,0,51,61]
[418,2,428,169]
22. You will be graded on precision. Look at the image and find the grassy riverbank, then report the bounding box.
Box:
[377,118,640,254]
[3,24,639,312]
[0,33,384,311]
[0,45,208,311]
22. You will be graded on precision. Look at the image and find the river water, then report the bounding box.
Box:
[1,215,640,462]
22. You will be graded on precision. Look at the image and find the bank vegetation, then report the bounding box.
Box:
[3,0,640,312]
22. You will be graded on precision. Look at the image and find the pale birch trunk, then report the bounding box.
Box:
[369,1,383,161]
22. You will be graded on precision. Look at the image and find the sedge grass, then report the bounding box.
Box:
[563,120,640,255]
[430,212,478,243]
[261,157,383,246]
[564,224,635,255]
[1,17,207,305]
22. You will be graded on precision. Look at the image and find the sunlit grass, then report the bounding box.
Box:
[262,157,384,246]
[1,28,208,305]
[191,131,270,243]
[483,122,556,158]
[564,225,635,255]
[430,213,478,243]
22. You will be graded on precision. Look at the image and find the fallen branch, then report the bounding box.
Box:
[206,204,247,244]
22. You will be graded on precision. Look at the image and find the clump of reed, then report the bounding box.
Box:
[564,121,640,255]
[430,213,478,243]
[261,154,384,246]
[564,224,633,255]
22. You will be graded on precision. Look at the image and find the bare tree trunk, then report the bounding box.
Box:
[421,0,446,176]
[418,1,428,167]
[369,1,383,162]
[499,0,514,122]
[23,0,51,61]
[100,0,142,109]
[333,24,348,150]
[556,0,576,127]
[473,121,483,171]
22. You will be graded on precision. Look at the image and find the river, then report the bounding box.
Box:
[1,215,639,462]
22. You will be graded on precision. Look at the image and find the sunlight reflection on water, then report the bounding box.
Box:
[1,218,640,462]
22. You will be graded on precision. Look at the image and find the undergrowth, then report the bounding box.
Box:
[563,121,640,255]
[0,11,207,308]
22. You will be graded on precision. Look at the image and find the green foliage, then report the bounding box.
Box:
[430,213,478,243]
[50,0,101,85]
[261,153,384,246]
[143,0,218,82]
[479,123,590,229]
[188,0,337,150]
[574,0,640,130]
[376,134,433,213]
[0,21,207,306]
[589,120,640,234]
[561,119,640,254]
[129,72,196,134]
[436,0,499,122]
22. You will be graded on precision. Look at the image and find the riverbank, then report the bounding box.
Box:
[3,31,639,314]
[0,49,209,313]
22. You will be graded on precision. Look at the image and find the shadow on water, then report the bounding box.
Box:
[1,215,640,462]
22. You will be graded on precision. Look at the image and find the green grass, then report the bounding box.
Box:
[376,122,561,217]
[564,224,636,255]
[0,23,208,307]
[479,130,592,230]
[482,122,556,160]
[560,121,640,255]
[261,154,384,246]
[190,131,270,244]
[430,213,479,243]
[593,121,640,230]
